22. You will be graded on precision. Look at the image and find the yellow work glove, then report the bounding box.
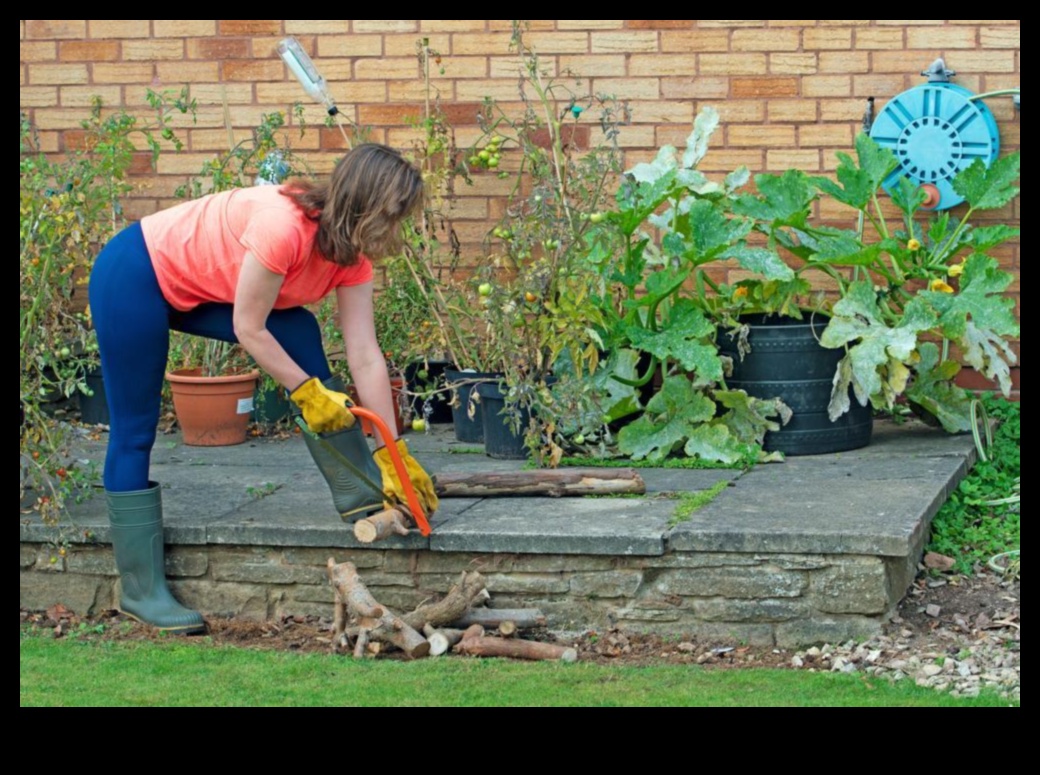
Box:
[373,438,439,516]
[290,377,356,433]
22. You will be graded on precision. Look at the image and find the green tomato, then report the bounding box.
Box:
[411,418,427,432]
[573,434,585,445]
[589,212,605,224]
[478,283,493,297]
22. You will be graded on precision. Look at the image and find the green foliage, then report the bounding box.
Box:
[572,113,1020,464]
[396,25,629,464]
[927,395,1020,575]
[20,90,194,525]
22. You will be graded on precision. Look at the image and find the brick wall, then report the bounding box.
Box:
[21,20,1021,391]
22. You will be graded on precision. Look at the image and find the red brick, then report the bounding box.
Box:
[732,78,798,98]
[189,38,251,60]
[59,40,119,61]
[357,103,422,125]
[222,59,284,81]
[440,102,484,126]
[219,20,282,36]
[627,20,693,29]
[26,20,86,39]
[528,125,590,152]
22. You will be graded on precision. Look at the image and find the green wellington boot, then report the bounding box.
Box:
[107,482,205,634]
[300,376,386,521]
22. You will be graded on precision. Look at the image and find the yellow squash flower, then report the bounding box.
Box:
[907,238,921,251]
[948,262,965,277]
[732,286,749,300]
[930,279,955,293]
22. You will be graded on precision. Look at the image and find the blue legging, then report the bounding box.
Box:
[89,222,331,492]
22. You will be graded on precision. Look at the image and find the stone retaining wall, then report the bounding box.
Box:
[20,537,920,647]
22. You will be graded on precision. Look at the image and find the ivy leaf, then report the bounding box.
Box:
[617,376,716,462]
[954,152,1020,211]
[905,342,974,433]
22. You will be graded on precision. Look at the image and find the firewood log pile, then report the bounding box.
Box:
[326,559,576,662]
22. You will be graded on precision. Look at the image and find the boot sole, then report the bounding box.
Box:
[118,608,207,635]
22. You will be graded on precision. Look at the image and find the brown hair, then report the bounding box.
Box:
[281,143,423,266]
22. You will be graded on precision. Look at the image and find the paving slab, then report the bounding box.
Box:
[23,418,979,564]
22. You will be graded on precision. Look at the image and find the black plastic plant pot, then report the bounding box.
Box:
[77,369,110,425]
[717,314,873,456]
[443,369,503,444]
[474,381,529,460]
[251,385,291,425]
[404,359,455,424]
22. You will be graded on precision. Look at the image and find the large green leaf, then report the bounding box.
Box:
[713,388,787,441]
[682,106,719,169]
[968,224,1020,252]
[813,134,898,210]
[806,232,886,267]
[628,144,677,185]
[904,342,974,433]
[732,169,815,224]
[682,199,753,262]
[617,376,716,461]
[682,423,755,465]
[925,254,1019,341]
[960,320,1018,396]
[624,302,723,382]
[821,284,936,410]
[721,245,795,280]
[593,348,643,424]
[953,152,1020,211]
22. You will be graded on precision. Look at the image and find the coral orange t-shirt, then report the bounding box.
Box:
[140,185,372,312]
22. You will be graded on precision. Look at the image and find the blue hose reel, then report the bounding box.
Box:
[868,61,1001,211]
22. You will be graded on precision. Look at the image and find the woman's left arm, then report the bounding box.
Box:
[337,282,399,443]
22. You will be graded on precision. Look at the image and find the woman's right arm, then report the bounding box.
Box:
[232,252,309,390]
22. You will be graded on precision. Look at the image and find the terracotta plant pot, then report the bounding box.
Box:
[165,368,260,447]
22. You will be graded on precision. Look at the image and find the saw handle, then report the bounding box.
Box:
[348,406,431,536]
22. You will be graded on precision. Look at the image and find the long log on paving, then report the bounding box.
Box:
[326,559,430,659]
[455,634,579,663]
[433,468,645,497]
[450,608,547,630]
